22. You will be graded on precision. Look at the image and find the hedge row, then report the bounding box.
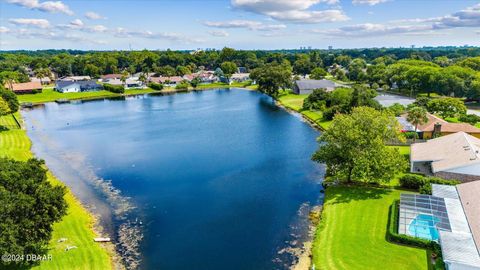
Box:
[399,174,460,194]
[103,83,125,93]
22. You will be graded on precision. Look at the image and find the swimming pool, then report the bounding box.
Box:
[408,214,440,241]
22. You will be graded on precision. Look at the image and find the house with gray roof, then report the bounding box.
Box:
[293,79,343,95]
[55,80,102,93]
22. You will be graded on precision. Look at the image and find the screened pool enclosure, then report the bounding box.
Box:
[398,194,451,241]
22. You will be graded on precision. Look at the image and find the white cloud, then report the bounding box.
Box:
[12,28,106,44]
[88,25,108,33]
[6,0,73,15]
[70,19,84,27]
[352,0,388,6]
[208,30,229,37]
[0,26,10,33]
[204,20,286,31]
[313,23,432,37]
[56,19,107,33]
[85,11,105,20]
[9,18,50,28]
[231,0,348,24]
[114,28,203,43]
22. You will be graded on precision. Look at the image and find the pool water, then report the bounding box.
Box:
[408,214,440,241]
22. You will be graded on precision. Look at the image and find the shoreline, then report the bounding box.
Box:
[0,113,120,270]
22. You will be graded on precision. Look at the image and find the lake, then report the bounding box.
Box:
[22,89,324,270]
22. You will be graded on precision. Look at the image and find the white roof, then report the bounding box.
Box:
[432,184,459,199]
[444,197,471,234]
[439,231,480,268]
[411,132,480,173]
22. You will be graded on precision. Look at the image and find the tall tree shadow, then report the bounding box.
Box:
[325,185,392,205]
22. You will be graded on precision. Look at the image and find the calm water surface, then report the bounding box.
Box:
[22,89,324,270]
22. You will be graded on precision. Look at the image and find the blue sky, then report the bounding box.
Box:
[0,0,479,50]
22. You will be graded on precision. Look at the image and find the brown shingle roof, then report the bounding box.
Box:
[9,81,42,92]
[457,181,480,252]
[402,113,480,134]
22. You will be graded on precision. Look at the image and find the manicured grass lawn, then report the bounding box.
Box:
[392,145,411,156]
[312,186,428,270]
[277,92,333,130]
[0,114,112,270]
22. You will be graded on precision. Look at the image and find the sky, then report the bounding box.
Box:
[0,0,479,50]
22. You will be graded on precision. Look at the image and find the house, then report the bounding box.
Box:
[6,81,43,94]
[55,80,102,93]
[29,76,52,85]
[398,182,480,270]
[230,73,250,82]
[58,76,91,82]
[410,132,480,182]
[149,76,183,87]
[398,113,480,139]
[100,74,123,81]
[237,67,247,73]
[293,79,341,95]
[103,77,145,89]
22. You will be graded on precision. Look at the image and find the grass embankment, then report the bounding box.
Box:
[18,81,256,104]
[277,92,333,130]
[312,186,429,270]
[0,113,112,270]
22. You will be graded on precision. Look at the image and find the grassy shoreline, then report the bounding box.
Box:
[18,82,257,105]
[0,113,114,270]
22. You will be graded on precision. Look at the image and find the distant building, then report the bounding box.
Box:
[103,77,145,89]
[29,76,52,85]
[237,67,247,73]
[100,74,123,81]
[230,73,250,82]
[292,79,341,95]
[149,76,183,87]
[55,80,102,93]
[6,81,42,94]
[410,132,480,181]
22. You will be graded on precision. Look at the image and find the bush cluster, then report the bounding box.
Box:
[399,174,459,194]
[459,114,480,125]
[147,82,164,91]
[103,83,125,93]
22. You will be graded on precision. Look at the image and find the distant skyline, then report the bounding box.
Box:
[0,0,479,50]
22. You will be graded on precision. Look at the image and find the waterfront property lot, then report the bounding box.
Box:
[277,92,333,130]
[0,114,112,270]
[312,186,428,270]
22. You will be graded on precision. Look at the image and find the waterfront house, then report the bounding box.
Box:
[58,76,92,82]
[231,73,250,82]
[399,182,480,269]
[293,79,341,95]
[29,76,52,85]
[149,76,183,87]
[55,80,102,93]
[398,113,480,139]
[100,74,123,81]
[410,132,480,181]
[103,77,145,89]
[6,81,43,94]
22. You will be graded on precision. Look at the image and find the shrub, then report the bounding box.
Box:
[419,184,432,194]
[323,105,342,120]
[403,131,419,140]
[428,177,460,186]
[399,174,427,189]
[148,82,164,91]
[103,83,125,93]
[175,81,189,90]
[459,114,480,125]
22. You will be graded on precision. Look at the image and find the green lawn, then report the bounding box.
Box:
[277,92,333,130]
[312,186,428,270]
[0,114,112,270]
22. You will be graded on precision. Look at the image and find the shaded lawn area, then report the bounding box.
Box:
[312,186,428,270]
[0,114,112,270]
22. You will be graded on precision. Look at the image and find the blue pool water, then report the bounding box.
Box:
[408,214,440,241]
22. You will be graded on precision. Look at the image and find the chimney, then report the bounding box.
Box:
[433,123,442,138]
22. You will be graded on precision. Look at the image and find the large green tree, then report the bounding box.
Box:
[250,63,292,98]
[0,158,67,267]
[312,107,407,183]
[0,86,19,113]
[427,97,467,119]
[220,61,237,79]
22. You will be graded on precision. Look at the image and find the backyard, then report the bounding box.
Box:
[0,113,112,270]
[312,186,429,270]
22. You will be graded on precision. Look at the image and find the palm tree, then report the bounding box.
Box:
[34,68,52,85]
[120,70,129,86]
[407,106,428,142]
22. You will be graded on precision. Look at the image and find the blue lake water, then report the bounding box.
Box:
[22,89,324,270]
